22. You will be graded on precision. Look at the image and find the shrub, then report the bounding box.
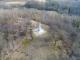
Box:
[72,19,80,30]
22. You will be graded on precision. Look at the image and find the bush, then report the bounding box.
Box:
[72,19,80,30]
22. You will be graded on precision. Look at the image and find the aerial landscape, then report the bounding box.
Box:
[0,0,80,60]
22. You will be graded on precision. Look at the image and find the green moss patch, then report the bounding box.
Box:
[22,39,31,47]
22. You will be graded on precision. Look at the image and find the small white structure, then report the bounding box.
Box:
[33,23,47,36]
